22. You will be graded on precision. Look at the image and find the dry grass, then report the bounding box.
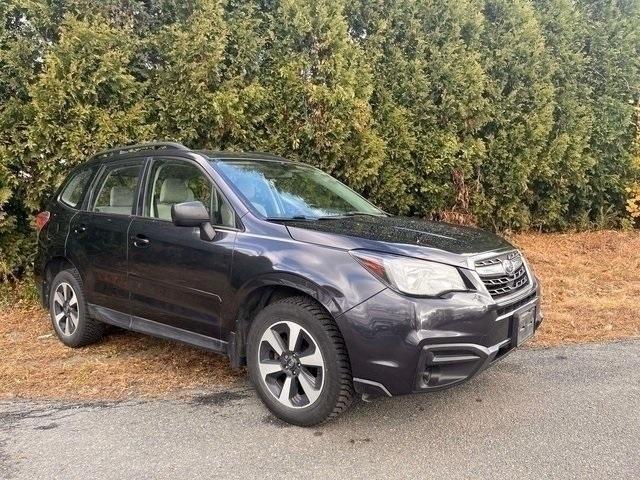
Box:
[0,305,242,400]
[511,230,640,346]
[1,230,638,400]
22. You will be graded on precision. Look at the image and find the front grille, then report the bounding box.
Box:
[475,257,502,267]
[482,264,529,296]
[475,251,530,300]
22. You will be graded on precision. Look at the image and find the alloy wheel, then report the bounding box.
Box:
[258,321,325,408]
[52,282,79,336]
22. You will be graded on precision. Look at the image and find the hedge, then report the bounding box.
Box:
[1,0,639,279]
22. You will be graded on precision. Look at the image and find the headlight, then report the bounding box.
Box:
[350,250,468,297]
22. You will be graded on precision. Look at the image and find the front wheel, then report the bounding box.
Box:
[247,297,355,426]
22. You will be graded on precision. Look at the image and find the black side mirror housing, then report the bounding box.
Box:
[171,201,216,241]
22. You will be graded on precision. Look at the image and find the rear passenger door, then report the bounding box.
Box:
[44,164,98,259]
[127,156,238,341]
[67,159,145,317]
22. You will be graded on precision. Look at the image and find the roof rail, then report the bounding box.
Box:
[247,151,286,158]
[89,141,189,161]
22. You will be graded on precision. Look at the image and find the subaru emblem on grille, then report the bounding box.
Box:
[502,259,515,275]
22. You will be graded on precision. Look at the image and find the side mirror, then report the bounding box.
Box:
[171,201,216,241]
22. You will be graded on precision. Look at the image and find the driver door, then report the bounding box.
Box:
[127,156,238,341]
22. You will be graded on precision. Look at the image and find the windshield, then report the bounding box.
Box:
[214,160,384,220]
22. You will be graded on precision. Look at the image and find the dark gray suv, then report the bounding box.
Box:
[35,142,542,426]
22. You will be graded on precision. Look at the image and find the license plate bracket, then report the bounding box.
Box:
[516,307,536,346]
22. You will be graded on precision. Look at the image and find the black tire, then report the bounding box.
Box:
[247,296,355,426]
[49,268,104,347]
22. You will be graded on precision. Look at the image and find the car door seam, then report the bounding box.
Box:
[64,209,81,258]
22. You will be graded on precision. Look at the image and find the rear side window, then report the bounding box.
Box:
[91,163,143,215]
[59,167,94,208]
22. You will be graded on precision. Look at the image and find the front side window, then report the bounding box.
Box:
[214,160,384,219]
[145,159,235,227]
[59,167,95,208]
[91,163,142,215]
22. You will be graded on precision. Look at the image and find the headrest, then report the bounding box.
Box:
[110,186,133,207]
[159,178,194,204]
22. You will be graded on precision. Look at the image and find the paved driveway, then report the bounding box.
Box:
[1,340,639,479]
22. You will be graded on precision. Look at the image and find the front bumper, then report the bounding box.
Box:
[338,280,542,397]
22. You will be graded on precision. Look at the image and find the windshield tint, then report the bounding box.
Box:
[214,160,384,219]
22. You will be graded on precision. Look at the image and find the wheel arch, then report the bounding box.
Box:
[228,274,347,368]
[41,256,79,307]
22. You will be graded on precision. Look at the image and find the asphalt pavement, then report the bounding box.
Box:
[1,340,639,479]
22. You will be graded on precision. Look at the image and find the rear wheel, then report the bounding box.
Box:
[49,269,104,347]
[247,296,355,426]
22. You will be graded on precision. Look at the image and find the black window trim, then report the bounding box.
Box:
[84,157,147,217]
[139,154,243,232]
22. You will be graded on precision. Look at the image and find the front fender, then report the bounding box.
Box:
[224,232,387,336]
[234,272,344,318]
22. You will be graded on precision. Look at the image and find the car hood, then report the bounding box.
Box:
[284,215,513,263]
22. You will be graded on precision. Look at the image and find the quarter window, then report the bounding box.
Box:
[145,159,235,228]
[91,163,143,215]
[59,167,94,208]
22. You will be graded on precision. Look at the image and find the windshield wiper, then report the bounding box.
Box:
[319,211,386,219]
[345,211,387,217]
[265,215,317,221]
[266,212,386,221]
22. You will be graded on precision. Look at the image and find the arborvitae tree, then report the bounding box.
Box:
[627,103,640,222]
[0,0,72,278]
[530,0,594,230]
[150,0,274,151]
[579,0,640,227]
[258,0,384,188]
[23,16,152,206]
[348,0,488,218]
[477,0,556,230]
[152,0,384,189]
[151,0,238,146]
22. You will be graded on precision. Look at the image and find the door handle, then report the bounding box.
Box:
[132,234,150,248]
[73,225,87,234]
